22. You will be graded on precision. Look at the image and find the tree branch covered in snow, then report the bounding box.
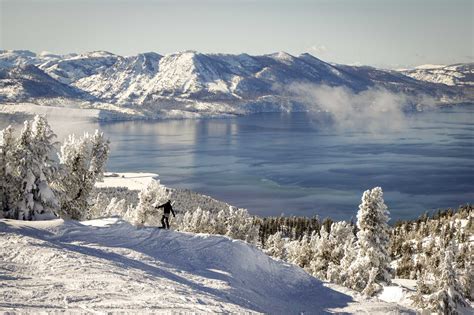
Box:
[0,116,59,219]
[56,130,110,219]
[0,115,109,220]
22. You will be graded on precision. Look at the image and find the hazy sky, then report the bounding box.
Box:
[1,0,472,68]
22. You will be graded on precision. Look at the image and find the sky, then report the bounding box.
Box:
[1,0,472,68]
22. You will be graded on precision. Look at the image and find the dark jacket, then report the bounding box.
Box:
[156,201,175,216]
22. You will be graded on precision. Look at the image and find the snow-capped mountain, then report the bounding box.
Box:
[38,51,120,85]
[73,50,376,105]
[399,63,474,87]
[0,64,87,102]
[0,50,472,118]
[74,52,162,104]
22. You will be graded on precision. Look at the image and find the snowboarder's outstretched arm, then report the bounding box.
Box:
[156,203,165,209]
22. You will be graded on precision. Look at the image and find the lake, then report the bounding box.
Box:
[1,105,473,221]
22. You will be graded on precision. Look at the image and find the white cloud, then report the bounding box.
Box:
[309,44,328,55]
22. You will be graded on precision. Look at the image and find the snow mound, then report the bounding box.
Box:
[96,172,160,191]
[0,218,410,313]
[379,286,406,303]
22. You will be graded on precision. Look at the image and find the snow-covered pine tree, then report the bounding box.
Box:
[131,179,170,226]
[286,239,303,266]
[326,221,356,284]
[411,270,428,310]
[427,244,469,314]
[175,207,242,236]
[57,130,110,219]
[87,192,110,219]
[286,234,313,269]
[12,116,59,220]
[224,207,259,244]
[189,207,205,232]
[459,243,473,301]
[308,227,331,279]
[337,234,358,285]
[89,130,109,183]
[29,115,59,215]
[396,242,414,278]
[0,125,18,217]
[344,187,391,295]
[104,197,128,218]
[426,239,444,280]
[12,120,34,220]
[264,231,287,260]
[213,209,228,235]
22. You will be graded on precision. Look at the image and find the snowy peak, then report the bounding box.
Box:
[148,51,246,98]
[130,52,162,72]
[399,63,474,86]
[0,50,38,68]
[73,52,163,103]
[0,64,86,102]
[267,51,297,64]
[38,51,120,85]
[298,52,327,64]
[103,52,162,77]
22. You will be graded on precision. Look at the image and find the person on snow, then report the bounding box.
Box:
[155,200,176,229]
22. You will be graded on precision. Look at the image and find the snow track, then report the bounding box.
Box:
[0,218,411,313]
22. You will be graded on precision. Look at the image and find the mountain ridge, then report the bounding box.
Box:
[0,50,472,119]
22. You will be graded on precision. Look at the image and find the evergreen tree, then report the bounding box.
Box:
[264,231,286,260]
[337,235,357,285]
[458,243,473,301]
[0,125,18,216]
[427,245,469,314]
[308,227,332,279]
[13,120,35,219]
[326,222,356,283]
[57,130,110,219]
[29,115,59,214]
[131,179,170,226]
[225,207,259,244]
[396,243,414,278]
[104,197,128,218]
[411,270,428,310]
[11,116,58,220]
[87,192,110,219]
[345,187,391,295]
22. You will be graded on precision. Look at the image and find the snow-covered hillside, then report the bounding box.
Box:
[0,64,87,103]
[0,218,412,313]
[400,63,474,87]
[1,50,471,120]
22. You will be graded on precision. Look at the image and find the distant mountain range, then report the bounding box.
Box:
[400,64,474,87]
[0,50,472,119]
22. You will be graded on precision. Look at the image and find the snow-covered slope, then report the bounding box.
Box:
[37,51,120,85]
[0,64,88,102]
[400,63,474,87]
[0,218,411,313]
[74,52,162,104]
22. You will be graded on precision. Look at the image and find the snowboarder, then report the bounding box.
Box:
[155,200,176,229]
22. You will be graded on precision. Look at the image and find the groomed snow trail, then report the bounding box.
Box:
[0,218,411,314]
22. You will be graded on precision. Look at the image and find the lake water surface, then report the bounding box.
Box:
[1,106,473,221]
